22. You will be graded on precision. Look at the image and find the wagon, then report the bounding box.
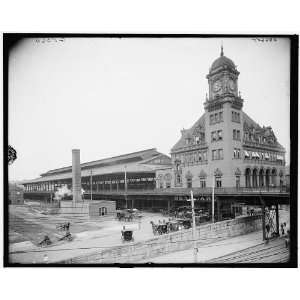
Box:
[121,229,134,242]
[176,218,192,229]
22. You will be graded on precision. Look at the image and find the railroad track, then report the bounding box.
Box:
[208,237,289,263]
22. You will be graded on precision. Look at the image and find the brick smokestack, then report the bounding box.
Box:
[72,149,82,203]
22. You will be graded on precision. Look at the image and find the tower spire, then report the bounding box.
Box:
[220,42,224,56]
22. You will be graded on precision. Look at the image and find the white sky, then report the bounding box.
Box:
[8,37,290,181]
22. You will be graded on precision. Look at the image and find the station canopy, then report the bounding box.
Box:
[22,148,172,184]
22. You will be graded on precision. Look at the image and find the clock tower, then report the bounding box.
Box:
[204,46,244,187]
[205,46,243,111]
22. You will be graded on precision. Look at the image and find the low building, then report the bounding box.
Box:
[59,200,116,217]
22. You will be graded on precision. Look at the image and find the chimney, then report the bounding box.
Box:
[72,149,82,203]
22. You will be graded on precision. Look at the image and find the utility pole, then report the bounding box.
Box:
[212,176,215,223]
[187,190,198,263]
[90,169,93,202]
[124,165,128,209]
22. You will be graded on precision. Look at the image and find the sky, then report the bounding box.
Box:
[8,37,290,181]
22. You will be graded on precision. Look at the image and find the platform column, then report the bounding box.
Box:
[262,204,266,241]
[275,203,280,235]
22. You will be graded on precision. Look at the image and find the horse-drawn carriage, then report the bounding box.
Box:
[56,222,70,231]
[39,235,52,247]
[116,208,142,222]
[150,218,192,235]
[121,226,134,242]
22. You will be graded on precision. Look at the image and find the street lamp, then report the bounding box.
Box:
[212,176,215,223]
[187,190,198,263]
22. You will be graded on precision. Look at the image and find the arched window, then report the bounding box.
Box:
[252,169,258,188]
[245,168,251,188]
[259,169,264,187]
[235,168,241,189]
[265,169,271,187]
[271,169,277,187]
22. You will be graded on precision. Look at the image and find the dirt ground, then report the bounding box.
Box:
[8,202,290,264]
[9,202,170,264]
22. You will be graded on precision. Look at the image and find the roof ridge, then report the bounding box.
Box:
[42,148,158,175]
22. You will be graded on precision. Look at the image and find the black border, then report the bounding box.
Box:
[3,33,298,268]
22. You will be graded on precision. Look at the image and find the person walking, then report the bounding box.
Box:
[280,223,285,236]
[265,224,270,241]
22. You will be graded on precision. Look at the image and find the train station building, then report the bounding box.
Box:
[22,47,289,221]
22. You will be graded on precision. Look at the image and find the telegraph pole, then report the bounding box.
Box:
[124,165,128,209]
[90,169,93,202]
[212,176,215,223]
[187,190,198,263]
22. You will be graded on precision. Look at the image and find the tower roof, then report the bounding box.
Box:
[210,46,236,72]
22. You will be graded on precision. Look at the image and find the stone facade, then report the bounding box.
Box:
[157,47,286,189]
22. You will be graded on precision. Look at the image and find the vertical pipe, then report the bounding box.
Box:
[72,149,81,204]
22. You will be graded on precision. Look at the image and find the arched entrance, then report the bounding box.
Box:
[265,169,271,188]
[245,168,251,188]
[259,169,264,187]
[271,169,277,187]
[252,168,258,188]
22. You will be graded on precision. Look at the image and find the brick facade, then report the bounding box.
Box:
[157,48,286,189]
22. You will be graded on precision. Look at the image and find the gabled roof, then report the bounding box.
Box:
[22,149,172,184]
[171,113,205,152]
[41,148,162,177]
[242,111,261,129]
[243,111,285,150]
[139,153,172,166]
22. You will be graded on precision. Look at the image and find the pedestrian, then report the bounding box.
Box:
[265,224,270,240]
[280,223,285,236]
[283,222,287,234]
[285,230,290,248]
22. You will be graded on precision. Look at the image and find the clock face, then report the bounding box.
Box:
[213,80,222,92]
[229,79,235,91]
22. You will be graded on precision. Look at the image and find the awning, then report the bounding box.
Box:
[265,153,270,159]
[251,152,259,158]
[277,155,284,160]
[244,150,250,157]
